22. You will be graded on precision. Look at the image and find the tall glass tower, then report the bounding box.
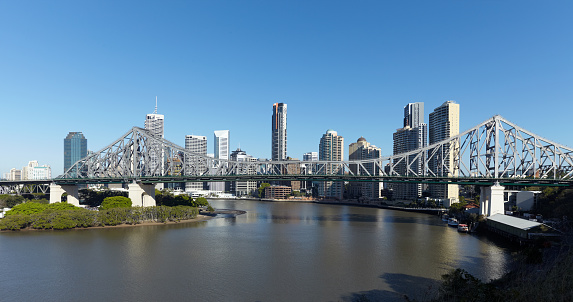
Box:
[64,132,87,174]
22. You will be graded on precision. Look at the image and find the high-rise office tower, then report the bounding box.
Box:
[318,129,344,200]
[393,102,427,200]
[428,101,460,201]
[185,135,207,191]
[272,103,287,161]
[348,137,382,199]
[211,130,230,192]
[64,132,87,174]
[145,98,165,176]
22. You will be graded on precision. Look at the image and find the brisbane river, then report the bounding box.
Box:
[0,199,513,301]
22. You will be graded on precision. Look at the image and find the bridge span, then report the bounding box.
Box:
[2,115,572,216]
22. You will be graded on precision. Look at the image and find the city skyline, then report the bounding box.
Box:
[1,1,572,175]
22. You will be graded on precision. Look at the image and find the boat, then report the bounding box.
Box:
[447,218,459,227]
[441,214,449,222]
[457,224,469,232]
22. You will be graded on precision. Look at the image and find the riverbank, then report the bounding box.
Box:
[0,214,215,232]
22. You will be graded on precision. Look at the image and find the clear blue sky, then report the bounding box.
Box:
[1,0,572,175]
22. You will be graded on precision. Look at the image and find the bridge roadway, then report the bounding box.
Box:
[3,175,573,187]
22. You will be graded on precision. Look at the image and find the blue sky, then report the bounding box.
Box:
[1,0,572,175]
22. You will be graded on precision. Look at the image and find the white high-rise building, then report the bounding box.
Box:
[21,161,51,180]
[429,101,460,201]
[272,103,287,161]
[145,98,165,176]
[318,129,344,200]
[185,135,207,191]
[211,130,230,192]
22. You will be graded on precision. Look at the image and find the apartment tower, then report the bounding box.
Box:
[428,101,460,201]
[348,137,382,199]
[272,103,287,161]
[185,135,207,191]
[392,102,427,200]
[318,129,344,200]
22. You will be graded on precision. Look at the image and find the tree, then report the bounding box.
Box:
[258,183,271,198]
[100,196,132,210]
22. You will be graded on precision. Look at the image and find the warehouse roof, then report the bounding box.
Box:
[487,214,541,231]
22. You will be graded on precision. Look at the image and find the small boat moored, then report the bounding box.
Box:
[457,224,469,232]
[442,214,449,222]
[448,218,459,227]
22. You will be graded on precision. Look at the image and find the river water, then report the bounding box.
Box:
[0,199,512,301]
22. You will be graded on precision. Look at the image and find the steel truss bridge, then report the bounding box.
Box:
[53,115,572,186]
[1,115,573,196]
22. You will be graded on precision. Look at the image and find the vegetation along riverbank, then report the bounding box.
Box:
[0,191,216,231]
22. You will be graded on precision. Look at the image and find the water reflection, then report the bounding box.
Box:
[0,199,511,301]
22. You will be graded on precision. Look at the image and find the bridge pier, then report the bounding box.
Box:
[480,184,505,217]
[49,183,80,206]
[128,182,156,207]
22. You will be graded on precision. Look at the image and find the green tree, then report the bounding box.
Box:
[5,202,48,216]
[195,197,209,207]
[258,183,271,198]
[100,196,132,210]
[0,194,26,208]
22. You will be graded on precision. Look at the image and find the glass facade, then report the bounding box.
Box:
[64,132,87,173]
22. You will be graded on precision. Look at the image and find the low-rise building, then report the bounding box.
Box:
[265,185,292,200]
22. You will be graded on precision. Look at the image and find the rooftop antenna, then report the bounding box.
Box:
[154,96,158,114]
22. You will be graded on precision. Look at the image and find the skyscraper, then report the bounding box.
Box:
[318,129,344,200]
[145,98,165,176]
[393,102,427,200]
[211,130,230,192]
[64,132,87,174]
[348,137,382,199]
[185,135,207,191]
[428,101,460,201]
[272,103,287,161]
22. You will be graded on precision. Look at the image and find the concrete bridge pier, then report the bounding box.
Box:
[49,183,80,206]
[128,182,156,207]
[479,183,505,217]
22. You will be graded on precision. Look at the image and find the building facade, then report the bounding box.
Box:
[64,132,87,175]
[301,152,318,191]
[318,129,344,200]
[428,101,460,201]
[145,101,165,176]
[272,102,287,161]
[211,130,230,192]
[392,102,428,200]
[229,148,257,196]
[185,135,207,191]
[21,160,51,180]
[348,137,382,199]
[265,185,292,200]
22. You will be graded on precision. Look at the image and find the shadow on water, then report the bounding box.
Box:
[341,273,439,302]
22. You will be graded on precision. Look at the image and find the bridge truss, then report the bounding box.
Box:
[55,116,573,186]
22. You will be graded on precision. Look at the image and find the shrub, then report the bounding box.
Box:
[100,196,132,210]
